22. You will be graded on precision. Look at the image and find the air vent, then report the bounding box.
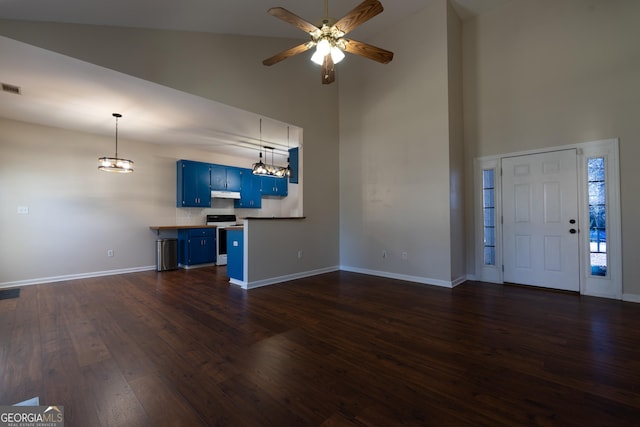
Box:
[1,83,21,95]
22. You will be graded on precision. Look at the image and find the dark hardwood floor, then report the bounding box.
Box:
[1,268,639,426]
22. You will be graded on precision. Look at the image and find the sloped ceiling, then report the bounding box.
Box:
[0,0,512,157]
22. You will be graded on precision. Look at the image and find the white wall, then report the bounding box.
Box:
[0,21,339,286]
[339,0,461,285]
[462,0,640,296]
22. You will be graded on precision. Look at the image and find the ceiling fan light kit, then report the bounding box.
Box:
[263,0,394,84]
[98,113,134,173]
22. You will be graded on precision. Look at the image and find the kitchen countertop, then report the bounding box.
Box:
[149,225,218,231]
[224,225,244,230]
[243,217,306,220]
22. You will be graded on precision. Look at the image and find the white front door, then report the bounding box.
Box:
[502,149,580,291]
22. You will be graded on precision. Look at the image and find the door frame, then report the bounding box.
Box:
[473,138,621,299]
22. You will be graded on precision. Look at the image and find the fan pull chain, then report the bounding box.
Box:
[324,0,328,18]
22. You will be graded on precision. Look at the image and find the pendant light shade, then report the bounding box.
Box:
[98,113,133,173]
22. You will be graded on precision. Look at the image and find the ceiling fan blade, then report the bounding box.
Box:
[343,39,394,64]
[263,42,313,66]
[334,0,383,35]
[268,7,319,34]
[321,54,335,84]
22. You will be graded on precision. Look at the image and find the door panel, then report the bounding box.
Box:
[502,150,579,291]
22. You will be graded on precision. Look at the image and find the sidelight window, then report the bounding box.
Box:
[588,157,607,276]
[482,169,496,266]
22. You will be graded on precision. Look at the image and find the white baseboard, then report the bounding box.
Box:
[622,293,640,303]
[339,265,458,288]
[0,265,156,289]
[245,266,340,290]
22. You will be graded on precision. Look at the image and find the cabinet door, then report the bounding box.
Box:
[212,165,242,192]
[235,169,262,208]
[177,160,211,207]
[193,236,216,264]
[226,167,242,192]
[288,147,299,184]
[210,164,227,191]
[261,176,288,196]
[226,229,244,280]
[179,229,215,265]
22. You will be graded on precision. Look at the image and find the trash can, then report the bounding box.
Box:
[156,238,178,271]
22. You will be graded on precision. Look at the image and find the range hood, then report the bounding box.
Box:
[211,190,241,199]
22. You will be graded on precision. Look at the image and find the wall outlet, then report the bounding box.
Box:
[297,250,303,259]
[401,251,408,260]
[17,206,29,214]
[107,249,114,257]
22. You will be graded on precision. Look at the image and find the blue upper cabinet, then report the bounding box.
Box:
[261,175,288,197]
[177,160,211,207]
[235,168,261,208]
[226,167,242,191]
[211,164,242,192]
[288,147,299,184]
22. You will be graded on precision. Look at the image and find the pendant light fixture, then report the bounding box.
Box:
[98,113,133,173]
[252,118,268,175]
[252,119,288,178]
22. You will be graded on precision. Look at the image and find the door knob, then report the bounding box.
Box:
[569,229,577,234]
[569,219,576,224]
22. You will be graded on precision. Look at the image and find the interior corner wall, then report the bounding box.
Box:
[462,0,640,296]
[447,0,466,283]
[339,0,455,284]
[0,21,340,285]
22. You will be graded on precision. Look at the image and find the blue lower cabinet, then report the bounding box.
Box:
[226,229,244,281]
[178,228,216,267]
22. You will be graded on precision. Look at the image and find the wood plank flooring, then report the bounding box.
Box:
[1,268,639,426]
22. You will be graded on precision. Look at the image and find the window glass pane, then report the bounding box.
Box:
[588,182,605,205]
[483,170,494,189]
[588,157,605,181]
[588,157,607,277]
[483,227,495,246]
[483,189,494,207]
[482,169,496,266]
[483,208,495,227]
[484,247,495,266]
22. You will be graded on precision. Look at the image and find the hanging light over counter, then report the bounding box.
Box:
[252,118,288,179]
[98,113,134,173]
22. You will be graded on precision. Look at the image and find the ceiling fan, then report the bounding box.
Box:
[262,0,394,84]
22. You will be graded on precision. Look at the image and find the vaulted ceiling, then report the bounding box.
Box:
[0,0,512,158]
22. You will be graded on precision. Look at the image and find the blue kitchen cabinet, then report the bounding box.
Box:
[211,164,242,192]
[234,168,262,208]
[226,228,244,281]
[261,175,288,197]
[178,228,216,266]
[288,147,299,184]
[177,160,211,207]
